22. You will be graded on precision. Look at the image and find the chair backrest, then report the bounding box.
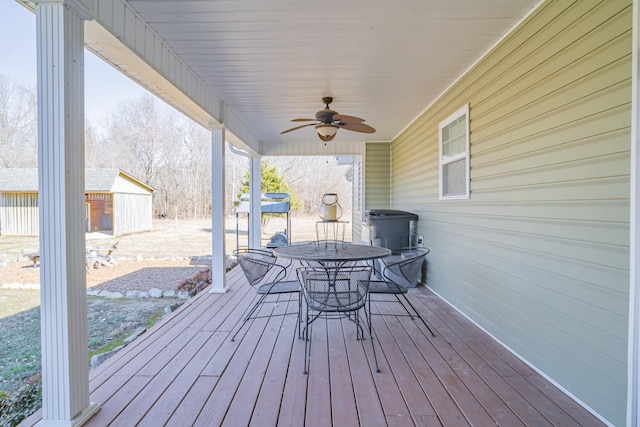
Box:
[382,247,430,289]
[297,265,372,312]
[233,248,277,287]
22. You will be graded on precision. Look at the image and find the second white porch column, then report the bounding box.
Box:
[249,156,262,249]
[210,125,228,293]
[35,1,100,426]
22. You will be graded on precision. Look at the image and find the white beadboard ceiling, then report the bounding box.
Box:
[107,0,540,148]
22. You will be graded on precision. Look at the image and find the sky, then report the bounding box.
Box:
[0,0,148,125]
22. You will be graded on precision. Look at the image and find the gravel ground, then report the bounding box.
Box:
[0,215,351,292]
[1,258,209,294]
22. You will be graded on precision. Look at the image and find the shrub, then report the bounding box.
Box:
[176,269,211,296]
[175,262,238,297]
[0,373,42,427]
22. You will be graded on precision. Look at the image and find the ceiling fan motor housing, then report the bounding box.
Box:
[316,109,338,123]
[317,96,337,123]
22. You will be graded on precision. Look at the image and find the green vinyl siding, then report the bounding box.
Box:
[365,142,391,211]
[391,1,631,425]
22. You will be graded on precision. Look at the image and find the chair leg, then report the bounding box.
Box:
[398,294,435,337]
[231,293,270,341]
[355,310,364,340]
[364,306,380,373]
[297,291,304,340]
[303,305,310,374]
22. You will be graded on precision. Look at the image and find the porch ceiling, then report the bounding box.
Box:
[44,0,540,150]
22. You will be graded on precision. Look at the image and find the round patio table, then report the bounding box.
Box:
[273,243,391,264]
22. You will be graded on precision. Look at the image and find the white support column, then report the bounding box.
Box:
[210,125,228,293]
[35,1,100,426]
[630,1,640,426]
[249,156,262,249]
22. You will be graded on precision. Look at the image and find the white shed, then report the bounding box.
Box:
[0,168,154,236]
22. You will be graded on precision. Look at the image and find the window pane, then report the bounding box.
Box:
[455,135,464,155]
[458,116,466,135]
[443,158,466,196]
[439,105,469,199]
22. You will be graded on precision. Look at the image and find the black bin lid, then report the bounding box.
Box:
[366,209,418,218]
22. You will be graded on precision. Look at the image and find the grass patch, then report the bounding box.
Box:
[146,311,164,329]
[87,337,126,360]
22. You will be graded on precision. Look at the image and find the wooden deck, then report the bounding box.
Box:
[23,263,605,426]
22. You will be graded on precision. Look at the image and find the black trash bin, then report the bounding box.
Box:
[366,209,418,251]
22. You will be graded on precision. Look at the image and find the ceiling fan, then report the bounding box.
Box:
[281,97,376,142]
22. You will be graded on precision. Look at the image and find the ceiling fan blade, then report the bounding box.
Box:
[291,118,316,122]
[339,122,376,133]
[333,114,365,123]
[281,123,317,134]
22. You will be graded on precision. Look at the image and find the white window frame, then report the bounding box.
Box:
[439,103,470,200]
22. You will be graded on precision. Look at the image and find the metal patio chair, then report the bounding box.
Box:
[231,248,300,341]
[297,264,379,374]
[368,247,435,336]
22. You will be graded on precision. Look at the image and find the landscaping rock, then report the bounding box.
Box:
[91,345,124,368]
[149,288,163,298]
[100,291,124,299]
[123,327,146,345]
[165,302,182,314]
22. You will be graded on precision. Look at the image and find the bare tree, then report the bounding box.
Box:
[95,94,218,219]
[0,75,37,167]
[225,148,249,216]
[268,156,352,214]
[163,120,211,219]
[0,77,356,221]
[101,94,166,184]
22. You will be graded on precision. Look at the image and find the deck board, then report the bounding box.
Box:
[305,318,332,427]
[375,304,465,426]
[20,261,607,427]
[328,318,358,426]
[340,315,387,427]
[250,297,298,426]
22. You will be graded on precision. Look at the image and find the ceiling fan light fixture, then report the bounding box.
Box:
[316,124,338,139]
